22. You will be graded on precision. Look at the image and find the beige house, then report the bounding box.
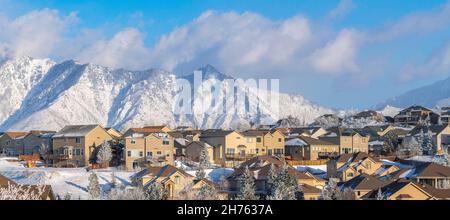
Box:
[327,152,383,181]
[241,130,285,157]
[122,126,171,138]
[285,136,339,161]
[363,180,439,200]
[124,130,175,170]
[394,106,440,125]
[131,165,194,199]
[320,127,369,154]
[199,130,257,167]
[339,174,389,199]
[52,125,112,167]
[105,127,122,139]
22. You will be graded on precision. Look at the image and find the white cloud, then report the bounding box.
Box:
[329,0,355,18]
[148,11,313,73]
[75,28,151,70]
[309,29,363,74]
[0,9,77,59]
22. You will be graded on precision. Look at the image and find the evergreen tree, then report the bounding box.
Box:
[268,163,300,200]
[197,184,217,200]
[195,144,210,180]
[96,140,113,166]
[237,166,258,200]
[265,163,277,197]
[321,178,341,200]
[88,172,102,199]
[376,189,385,200]
[110,170,117,188]
[147,182,168,200]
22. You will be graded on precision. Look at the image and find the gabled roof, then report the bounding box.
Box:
[335,152,375,164]
[414,162,450,178]
[2,132,28,139]
[132,165,193,185]
[199,130,235,138]
[186,141,213,148]
[241,130,269,137]
[362,179,434,200]
[339,174,389,191]
[53,125,100,138]
[301,184,322,194]
[289,127,323,136]
[400,106,433,113]
[299,136,337,146]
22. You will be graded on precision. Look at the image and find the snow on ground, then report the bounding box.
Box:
[0,157,234,199]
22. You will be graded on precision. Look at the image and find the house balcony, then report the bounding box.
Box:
[225,153,257,161]
[318,152,339,159]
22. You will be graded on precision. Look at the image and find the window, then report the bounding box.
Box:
[157,151,162,155]
[74,149,80,155]
[256,149,259,154]
[226,148,235,155]
[175,176,180,184]
[278,138,282,142]
[347,172,354,177]
[75,137,81,143]
[6,141,10,146]
[162,140,170,145]
[147,152,153,158]
[127,151,131,157]
[131,139,136,144]
[139,151,143,157]
[256,137,262,143]
[357,191,361,196]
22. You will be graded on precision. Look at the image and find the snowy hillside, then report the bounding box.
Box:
[0,57,333,131]
[376,76,450,109]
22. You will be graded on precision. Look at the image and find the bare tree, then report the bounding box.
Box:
[0,183,45,200]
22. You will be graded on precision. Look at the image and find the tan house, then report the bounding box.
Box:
[320,127,369,154]
[199,130,257,167]
[241,130,285,157]
[52,125,112,167]
[143,125,172,133]
[122,126,171,138]
[363,180,438,200]
[285,136,339,161]
[131,165,194,199]
[327,152,383,181]
[124,130,175,170]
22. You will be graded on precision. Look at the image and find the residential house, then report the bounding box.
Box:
[122,126,171,138]
[394,106,440,125]
[327,152,383,181]
[52,125,112,167]
[18,131,56,156]
[441,107,450,125]
[338,173,389,199]
[131,165,194,200]
[124,130,175,170]
[143,125,172,133]
[285,136,339,161]
[241,130,285,157]
[319,127,370,154]
[352,110,385,122]
[363,180,438,200]
[0,132,28,156]
[199,130,257,167]
[168,130,201,156]
[185,141,215,165]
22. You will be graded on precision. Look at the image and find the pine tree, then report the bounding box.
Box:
[197,184,217,200]
[321,178,341,200]
[376,189,385,200]
[267,163,300,200]
[88,172,102,200]
[195,144,210,180]
[96,140,113,166]
[237,166,258,200]
[265,163,277,197]
[147,182,168,200]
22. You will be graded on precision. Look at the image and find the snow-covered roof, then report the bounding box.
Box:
[53,125,100,138]
[285,138,307,146]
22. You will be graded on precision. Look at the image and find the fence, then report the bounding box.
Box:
[286,159,328,166]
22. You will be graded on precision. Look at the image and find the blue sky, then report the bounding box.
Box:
[1,0,450,109]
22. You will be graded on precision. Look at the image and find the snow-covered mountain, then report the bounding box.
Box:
[0,57,333,131]
[376,76,450,109]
